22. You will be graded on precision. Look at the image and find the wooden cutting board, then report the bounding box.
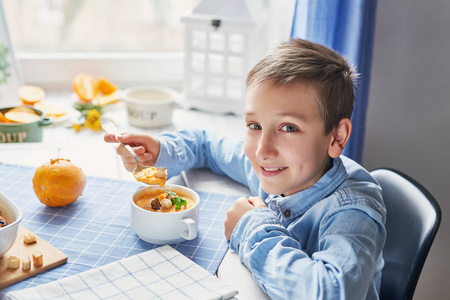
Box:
[0,225,67,289]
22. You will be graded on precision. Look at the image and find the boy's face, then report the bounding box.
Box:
[244,81,334,196]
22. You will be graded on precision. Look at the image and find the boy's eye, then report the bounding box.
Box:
[247,123,261,130]
[281,124,298,132]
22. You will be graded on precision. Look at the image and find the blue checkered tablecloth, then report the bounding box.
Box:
[0,162,240,296]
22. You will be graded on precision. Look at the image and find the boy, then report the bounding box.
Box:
[104,38,386,299]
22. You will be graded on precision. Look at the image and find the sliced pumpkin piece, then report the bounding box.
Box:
[0,112,11,123]
[92,91,119,106]
[97,76,118,95]
[18,85,45,105]
[9,106,37,114]
[4,111,41,123]
[35,102,68,118]
[73,73,98,102]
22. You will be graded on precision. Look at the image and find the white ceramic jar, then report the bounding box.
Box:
[121,86,180,128]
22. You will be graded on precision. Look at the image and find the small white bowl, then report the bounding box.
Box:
[121,86,180,128]
[131,184,199,245]
[0,191,22,258]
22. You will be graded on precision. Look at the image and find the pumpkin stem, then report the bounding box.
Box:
[50,158,70,164]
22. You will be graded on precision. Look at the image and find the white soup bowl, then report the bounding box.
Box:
[131,184,199,245]
[0,191,22,257]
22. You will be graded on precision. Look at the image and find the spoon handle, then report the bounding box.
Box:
[101,117,144,174]
[123,144,143,173]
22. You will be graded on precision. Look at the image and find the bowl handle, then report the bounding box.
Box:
[39,117,54,126]
[171,101,183,109]
[180,218,197,240]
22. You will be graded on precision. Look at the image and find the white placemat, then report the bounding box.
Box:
[4,245,238,300]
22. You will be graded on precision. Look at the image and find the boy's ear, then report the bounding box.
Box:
[328,118,352,158]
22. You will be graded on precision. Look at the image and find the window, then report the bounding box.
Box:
[3,0,198,52]
[2,0,294,89]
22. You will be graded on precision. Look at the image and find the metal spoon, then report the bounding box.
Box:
[101,117,181,187]
[100,117,144,174]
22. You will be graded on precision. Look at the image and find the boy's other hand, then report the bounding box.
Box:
[104,133,160,172]
[224,196,266,240]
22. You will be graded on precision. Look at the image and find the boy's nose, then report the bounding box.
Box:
[255,133,278,160]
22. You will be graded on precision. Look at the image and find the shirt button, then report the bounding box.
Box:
[284,210,291,217]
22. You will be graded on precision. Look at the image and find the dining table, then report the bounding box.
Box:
[0,90,270,299]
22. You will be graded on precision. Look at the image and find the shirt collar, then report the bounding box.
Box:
[266,157,348,219]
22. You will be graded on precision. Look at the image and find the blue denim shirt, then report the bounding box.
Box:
[156,129,387,300]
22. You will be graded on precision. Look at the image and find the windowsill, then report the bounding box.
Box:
[17,51,185,90]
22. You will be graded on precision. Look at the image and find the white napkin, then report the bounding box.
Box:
[5,245,238,300]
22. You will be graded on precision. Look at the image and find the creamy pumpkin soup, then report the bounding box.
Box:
[0,214,7,227]
[135,190,195,213]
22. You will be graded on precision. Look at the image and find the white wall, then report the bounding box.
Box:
[363,0,450,299]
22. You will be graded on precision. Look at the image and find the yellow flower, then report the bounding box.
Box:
[71,123,83,132]
[84,109,102,131]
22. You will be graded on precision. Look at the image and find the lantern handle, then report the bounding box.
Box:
[211,19,221,30]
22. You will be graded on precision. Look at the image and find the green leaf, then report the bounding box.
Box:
[73,103,103,116]
[166,190,176,196]
[172,195,187,210]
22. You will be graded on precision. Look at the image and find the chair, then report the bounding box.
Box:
[370,168,442,300]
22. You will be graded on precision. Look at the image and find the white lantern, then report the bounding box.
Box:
[181,0,258,115]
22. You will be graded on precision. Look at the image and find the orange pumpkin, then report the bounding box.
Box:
[73,73,98,102]
[32,158,86,207]
[97,76,118,95]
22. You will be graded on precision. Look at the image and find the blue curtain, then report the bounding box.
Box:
[290,0,377,163]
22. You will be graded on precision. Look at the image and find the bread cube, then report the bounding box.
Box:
[32,251,43,267]
[7,256,20,269]
[23,232,37,244]
[22,256,31,271]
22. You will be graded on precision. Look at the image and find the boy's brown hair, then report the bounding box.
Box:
[246,38,358,134]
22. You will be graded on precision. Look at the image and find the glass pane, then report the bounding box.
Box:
[190,51,205,72]
[227,56,243,76]
[209,32,224,52]
[3,0,199,52]
[191,29,207,51]
[208,53,224,74]
[206,77,223,97]
[226,79,244,99]
[189,74,204,94]
[228,33,245,54]
[3,0,295,55]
